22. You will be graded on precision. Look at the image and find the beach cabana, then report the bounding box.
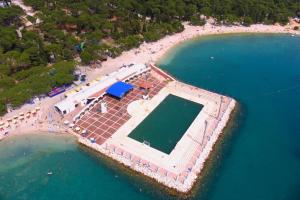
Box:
[106,81,133,99]
[69,123,75,128]
[75,127,80,131]
[81,129,87,135]
[64,120,69,125]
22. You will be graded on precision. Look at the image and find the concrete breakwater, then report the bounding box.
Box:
[78,97,236,193]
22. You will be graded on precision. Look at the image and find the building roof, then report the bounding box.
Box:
[106,81,133,98]
[54,63,149,114]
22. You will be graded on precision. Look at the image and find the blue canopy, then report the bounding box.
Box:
[106,81,133,98]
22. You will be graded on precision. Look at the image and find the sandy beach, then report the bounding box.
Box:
[0,22,299,140]
[87,22,299,79]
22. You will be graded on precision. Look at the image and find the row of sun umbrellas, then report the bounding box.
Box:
[0,107,40,131]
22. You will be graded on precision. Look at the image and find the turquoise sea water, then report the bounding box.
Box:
[129,95,203,154]
[1,34,300,200]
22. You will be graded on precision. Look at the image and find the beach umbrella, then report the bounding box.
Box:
[81,129,87,135]
[74,86,81,92]
[96,76,102,81]
[13,115,18,119]
[75,127,80,131]
[90,80,98,85]
[0,125,3,130]
[69,123,75,128]
[7,118,12,122]
[31,110,36,114]
[5,123,10,128]
[64,120,69,125]
[19,116,24,120]
[65,90,76,97]
[12,120,17,124]
[35,106,40,111]
[26,113,30,118]
[0,121,4,126]
[19,112,24,116]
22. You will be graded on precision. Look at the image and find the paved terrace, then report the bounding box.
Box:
[70,65,236,192]
[106,81,230,174]
[74,72,167,145]
[78,79,235,192]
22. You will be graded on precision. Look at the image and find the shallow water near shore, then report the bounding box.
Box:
[1,34,300,200]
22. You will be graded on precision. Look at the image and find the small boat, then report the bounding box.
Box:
[291,34,295,37]
[210,56,214,60]
[47,171,53,175]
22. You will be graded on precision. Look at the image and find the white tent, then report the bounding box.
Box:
[54,64,149,115]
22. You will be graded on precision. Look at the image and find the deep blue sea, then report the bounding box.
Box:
[1,34,300,200]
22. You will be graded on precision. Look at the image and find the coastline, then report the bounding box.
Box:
[1,21,299,199]
[154,24,299,64]
[1,22,299,141]
[0,129,72,142]
[1,22,297,194]
[186,102,241,198]
[156,32,292,65]
[78,23,300,83]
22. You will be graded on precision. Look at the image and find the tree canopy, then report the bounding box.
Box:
[0,0,299,115]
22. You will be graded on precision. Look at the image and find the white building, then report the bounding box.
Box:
[54,63,149,115]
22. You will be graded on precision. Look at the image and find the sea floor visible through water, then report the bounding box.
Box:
[1,34,300,200]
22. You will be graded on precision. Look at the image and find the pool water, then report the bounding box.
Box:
[129,95,203,154]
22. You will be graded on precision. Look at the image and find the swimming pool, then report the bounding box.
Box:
[129,95,203,154]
